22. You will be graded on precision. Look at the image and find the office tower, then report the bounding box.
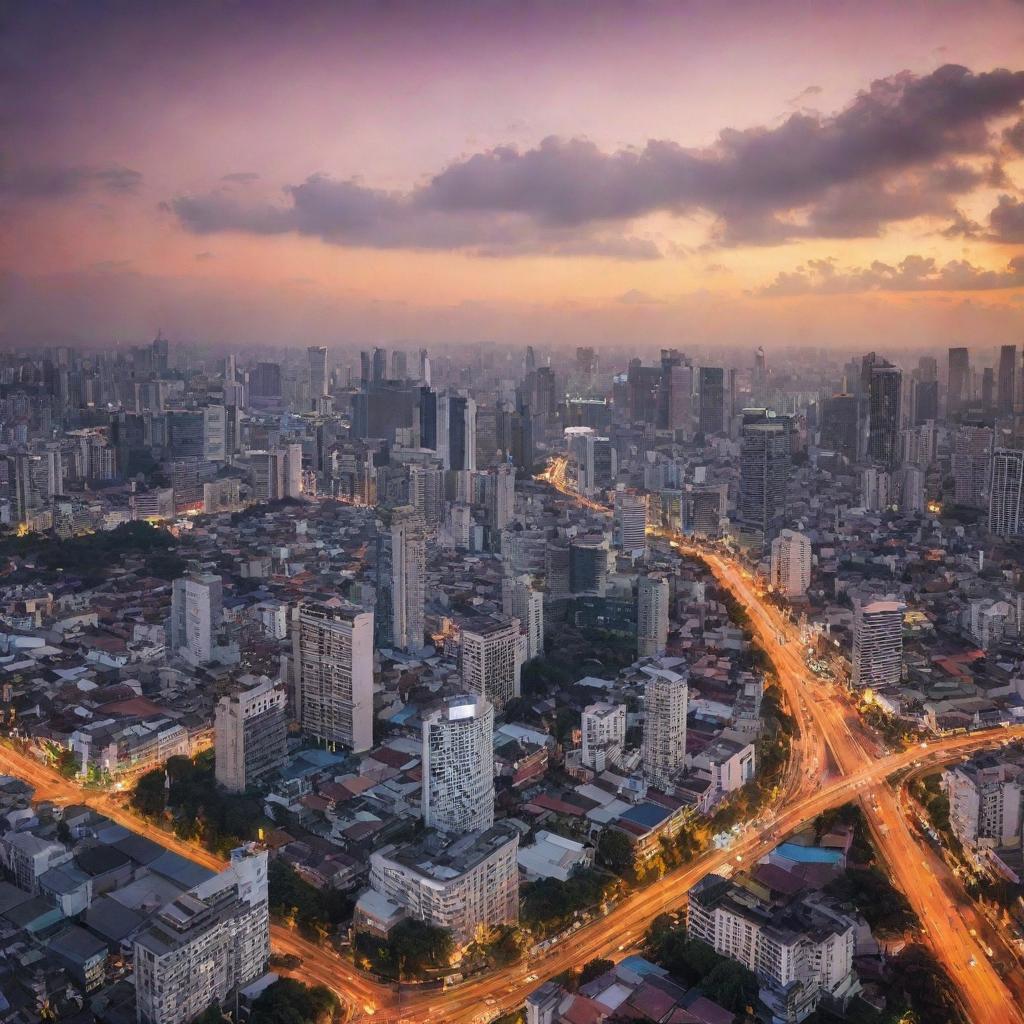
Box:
[419,348,431,386]
[166,410,205,460]
[614,491,648,554]
[134,846,269,1024]
[738,410,791,541]
[852,600,904,689]
[502,574,544,660]
[910,379,938,425]
[371,346,388,383]
[698,367,725,435]
[952,423,993,508]
[214,676,287,793]
[585,435,615,494]
[292,603,374,752]
[444,394,477,471]
[460,619,524,710]
[581,702,627,772]
[151,332,170,376]
[200,405,227,462]
[307,345,328,405]
[989,448,1024,537]
[637,575,670,657]
[867,361,901,468]
[360,350,371,387]
[170,573,223,666]
[982,366,996,412]
[948,347,970,416]
[917,355,938,382]
[408,464,444,529]
[576,346,598,389]
[819,394,859,459]
[569,537,608,595]
[770,529,812,598]
[418,387,438,450]
[387,505,427,652]
[998,345,1017,416]
[249,362,282,400]
[682,483,727,538]
[643,670,688,790]
[751,347,768,406]
[391,350,408,380]
[625,359,660,424]
[422,694,495,834]
[532,366,557,420]
[481,464,515,531]
[657,349,691,430]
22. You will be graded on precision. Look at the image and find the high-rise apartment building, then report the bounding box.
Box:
[636,575,670,658]
[170,573,224,666]
[770,529,812,599]
[581,702,627,772]
[867,361,901,468]
[642,668,688,790]
[214,676,287,793]
[948,346,970,416]
[998,344,1017,416]
[738,409,791,542]
[851,600,904,689]
[292,603,374,752]
[387,505,427,652]
[460,618,525,710]
[422,694,495,834]
[614,490,648,554]
[989,448,1024,537]
[952,423,993,509]
[502,574,544,660]
[307,346,328,405]
[134,846,269,1024]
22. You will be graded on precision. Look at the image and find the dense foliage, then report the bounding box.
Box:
[520,868,619,937]
[354,918,455,979]
[268,860,354,940]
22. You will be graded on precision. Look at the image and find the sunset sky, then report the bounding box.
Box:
[2,0,1024,352]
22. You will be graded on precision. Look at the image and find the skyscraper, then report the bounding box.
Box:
[307,345,328,405]
[388,505,427,652]
[170,573,224,666]
[292,603,374,752]
[614,490,648,554]
[502,574,544,660]
[214,676,287,793]
[770,529,812,598]
[952,423,993,508]
[820,394,859,458]
[698,367,725,435]
[637,575,670,658]
[998,345,1017,416]
[852,600,904,689]
[948,347,970,416]
[371,346,388,384]
[422,694,495,834]
[642,669,688,790]
[867,361,901,468]
[989,448,1024,537]
[910,379,938,425]
[460,619,525,710]
[738,410,791,542]
[444,393,477,471]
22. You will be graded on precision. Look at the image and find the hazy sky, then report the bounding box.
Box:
[2,0,1024,351]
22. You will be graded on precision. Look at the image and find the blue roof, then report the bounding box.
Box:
[389,704,418,725]
[148,850,216,888]
[618,802,672,829]
[617,956,667,978]
[775,842,843,864]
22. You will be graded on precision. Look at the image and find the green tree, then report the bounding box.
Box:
[249,978,338,1024]
[597,828,634,875]
[131,769,167,818]
[578,958,614,985]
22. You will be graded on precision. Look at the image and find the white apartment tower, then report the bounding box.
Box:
[614,491,648,555]
[581,702,627,772]
[214,676,287,793]
[851,600,904,689]
[422,694,495,834]
[170,573,223,666]
[636,575,670,657]
[770,529,812,599]
[134,846,269,1024]
[989,448,1024,537]
[502,574,544,660]
[390,505,427,652]
[642,669,688,790]
[460,618,525,711]
[292,603,374,752]
[283,443,303,499]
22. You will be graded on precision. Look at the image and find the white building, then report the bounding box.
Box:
[460,618,525,711]
[517,831,593,882]
[502,574,544,660]
[364,825,519,944]
[202,405,227,463]
[134,846,269,1024]
[636,575,669,657]
[214,675,287,793]
[283,443,303,499]
[642,667,688,790]
[859,467,892,512]
[989,448,1024,537]
[614,491,648,555]
[851,600,904,689]
[169,573,223,666]
[389,505,427,652]
[945,756,1024,850]
[770,529,812,599]
[0,832,72,894]
[581,702,626,772]
[422,694,495,834]
[292,603,374,752]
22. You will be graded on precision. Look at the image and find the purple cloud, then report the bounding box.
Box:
[0,164,142,202]
[989,194,1024,242]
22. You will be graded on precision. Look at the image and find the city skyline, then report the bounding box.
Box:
[3,0,1024,350]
